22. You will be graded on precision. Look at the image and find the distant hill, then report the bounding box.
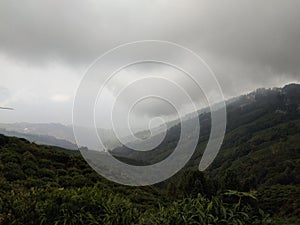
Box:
[0,122,75,141]
[0,127,78,150]
[0,122,77,149]
[0,123,121,150]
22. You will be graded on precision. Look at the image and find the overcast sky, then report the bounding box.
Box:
[0,0,299,127]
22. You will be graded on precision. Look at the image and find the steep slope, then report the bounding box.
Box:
[165,84,300,220]
[111,84,300,220]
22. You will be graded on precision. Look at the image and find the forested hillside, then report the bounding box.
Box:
[161,84,300,222]
[0,134,271,225]
[1,84,300,224]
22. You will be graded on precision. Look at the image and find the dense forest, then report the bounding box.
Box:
[0,134,273,225]
[1,84,300,224]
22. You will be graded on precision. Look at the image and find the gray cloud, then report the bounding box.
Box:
[1,0,299,75]
[0,86,11,104]
[0,0,299,125]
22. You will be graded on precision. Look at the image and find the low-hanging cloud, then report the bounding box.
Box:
[0,0,299,125]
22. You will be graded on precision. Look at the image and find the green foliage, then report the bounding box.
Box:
[257,185,300,217]
[3,162,26,181]
[139,194,271,225]
[0,187,271,225]
[0,134,273,225]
